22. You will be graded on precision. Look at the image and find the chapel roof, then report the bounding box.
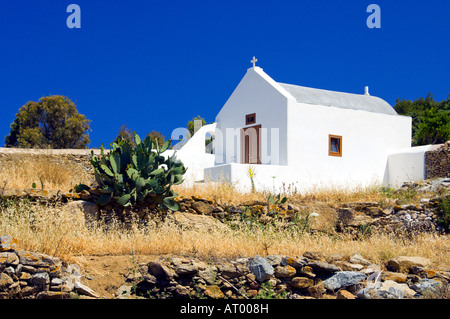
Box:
[278,82,398,115]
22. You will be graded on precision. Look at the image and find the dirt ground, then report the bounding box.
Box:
[72,254,161,299]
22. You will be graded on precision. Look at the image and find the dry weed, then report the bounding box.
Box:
[0,153,91,191]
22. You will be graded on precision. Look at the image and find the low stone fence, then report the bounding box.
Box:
[0,235,99,299]
[117,252,450,299]
[425,141,450,179]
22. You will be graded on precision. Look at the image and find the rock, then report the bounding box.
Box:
[30,272,50,286]
[198,266,218,285]
[175,264,198,276]
[175,284,190,298]
[264,255,284,267]
[410,278,442,294]
[0,252,19,265]
[246,289,258,298]
[148,261,176,280]
[298,266,316,278]
[0,273,14,288]
[191,201,215,215]
[218,263,241,279]
[74,280,100,298]
[307,261,341,274]
[116,285,133,299]
[204,285,225,299]
[307,282,326,298]
[337,290,356,299]
[274,265,296,278]
[386,256,432,273]
[303,251,323,260]
[291,277,314,289]
[357,280,417,299]
[0,235,17,252]
[322,271,366,291]
[287,204,300,212]
[17,251,59,268]
[381,271,408,283]
[360,264,382,275]
[247,256,274,282]
[281,256,307,269]
[349,253,371,266]
[333,261,364,271]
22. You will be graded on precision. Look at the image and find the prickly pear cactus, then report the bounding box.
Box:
[86,133,186,211]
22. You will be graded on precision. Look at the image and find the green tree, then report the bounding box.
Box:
[393,93,450,146]
[147,130,165,148]
[187,115,206,136]
[114,124,136,147]
[415,107,450,145]
[4,95,91,149]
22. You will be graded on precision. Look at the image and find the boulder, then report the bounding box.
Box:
[357,280,417,299]
[337,290,356,299]
[386,256,432,273]
[148,261,176,280]
[175,264,198,276]
[291,277,314,289]
[410,278,442,295]
[0,252,19,265]
[274,265,296,278]
[17,251,60,268]
[349,253,371,266]
[307,261,340,274]
[0,235,17,252]
[204,285,225,299]
[191,201,215,215]
[322,271,366,291]
[247,256,274,282]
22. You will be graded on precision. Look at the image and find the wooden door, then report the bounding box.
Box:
[241,125,261,164]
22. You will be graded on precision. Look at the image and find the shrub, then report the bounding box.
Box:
[85,133,186,210]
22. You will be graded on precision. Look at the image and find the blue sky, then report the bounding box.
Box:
[0,0,449,148]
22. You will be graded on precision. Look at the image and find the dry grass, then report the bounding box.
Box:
[0,154,448,271]
[1,197,449,270]
[0,153,91,191]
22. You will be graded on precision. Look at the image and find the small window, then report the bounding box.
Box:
[329,135,342,157]
[246,113,256,125]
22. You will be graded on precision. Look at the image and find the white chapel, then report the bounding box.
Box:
[165,58,426,193]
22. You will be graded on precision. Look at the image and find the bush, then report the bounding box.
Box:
[84,133,186,210]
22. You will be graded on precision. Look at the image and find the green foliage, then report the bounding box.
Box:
[88,133,186,210]
[114,125,166,149]
[4,95,91,148]
[415,107,450,145]
[187,115,206,136]
[394,93,450,146]
[268,194,287,205]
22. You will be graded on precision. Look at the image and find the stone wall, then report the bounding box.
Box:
[425,141,450,179]
[0,235,99,299]
[117,252,449,299]
[0,147,105,179]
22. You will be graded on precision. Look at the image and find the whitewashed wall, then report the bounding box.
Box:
[163,123,216,185]
[387,145,433,188]
[214,67,292,166]
[286,101,412,190]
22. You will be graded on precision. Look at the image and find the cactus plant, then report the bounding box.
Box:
[84,133,186,211]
